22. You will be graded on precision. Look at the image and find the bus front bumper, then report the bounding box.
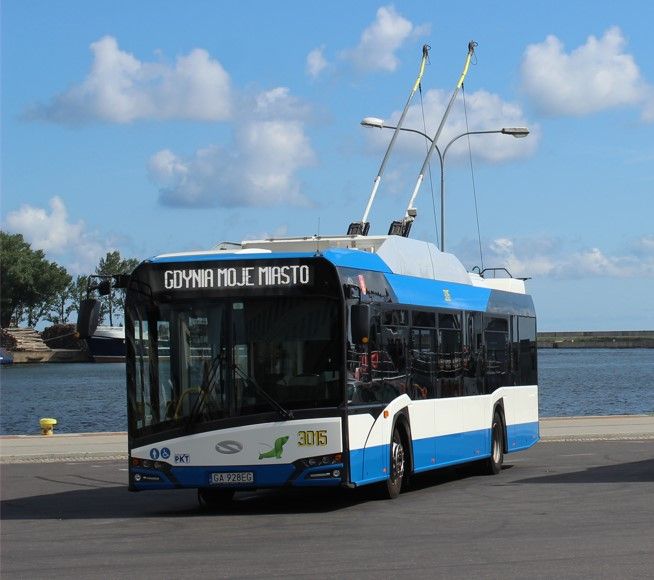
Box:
[129,461,345,491]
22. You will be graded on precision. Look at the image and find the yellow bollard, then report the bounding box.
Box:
[39,417,57,436]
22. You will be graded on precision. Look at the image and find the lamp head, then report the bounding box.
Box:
[501,127,530,138]
[360,117,385,129]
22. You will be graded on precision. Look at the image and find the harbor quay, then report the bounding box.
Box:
[537,330,654,349]
[1,415,653,464]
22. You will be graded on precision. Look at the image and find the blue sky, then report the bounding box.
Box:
[2,1,653,330]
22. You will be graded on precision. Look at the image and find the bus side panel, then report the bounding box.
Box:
[407,400,436,471]
[432,398,465,468]
[347,395,412,486]
[347,414,376,484]
[502,385,540,452]
[410,397,486,472]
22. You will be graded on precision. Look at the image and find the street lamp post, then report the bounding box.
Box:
[360,119,529,251]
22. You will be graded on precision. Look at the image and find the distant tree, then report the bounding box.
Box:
[46,277,83,325]
[67,275,90,321]
[95,251,140,326]
[0,232,71,328]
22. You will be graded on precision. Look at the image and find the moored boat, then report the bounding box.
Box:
[86,325,125,362]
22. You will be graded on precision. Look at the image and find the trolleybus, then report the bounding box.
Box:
[81,234,538,504]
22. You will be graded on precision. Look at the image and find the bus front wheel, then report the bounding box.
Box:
[383,427,405,499]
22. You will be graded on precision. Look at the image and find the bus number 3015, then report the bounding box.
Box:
[297,430,327,446]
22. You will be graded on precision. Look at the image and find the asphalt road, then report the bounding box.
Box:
[1,440,653,579]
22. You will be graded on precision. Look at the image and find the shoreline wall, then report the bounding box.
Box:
[537,330,654,349]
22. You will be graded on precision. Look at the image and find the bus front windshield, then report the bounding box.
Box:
[128,297,342,434]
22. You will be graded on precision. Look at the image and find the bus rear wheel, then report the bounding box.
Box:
[383,427,405,499]
[483,412,504,475]
[198,488,235,508]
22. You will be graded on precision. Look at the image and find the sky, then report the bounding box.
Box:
[2,0,653,331]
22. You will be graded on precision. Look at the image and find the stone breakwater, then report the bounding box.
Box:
[537,330,654,349]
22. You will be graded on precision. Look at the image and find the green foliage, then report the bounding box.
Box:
[0,232,71,328]
[45,275,91,325]
[95,251,140,326]
[0,232,140,329]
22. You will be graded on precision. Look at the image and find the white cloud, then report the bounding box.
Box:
[150,87,315,208]
[4,196,112,274]
[454,235,654,279]
[631,234,654,257]
[521,27,652,119]
[253,86,309,119]
[365,88,538,163]
[5,196,84,253]
[341,6,427,72]
[26,36,232,124]
[306,46,328,79]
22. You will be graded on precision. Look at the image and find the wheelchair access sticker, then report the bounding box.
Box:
[149,447,171,460]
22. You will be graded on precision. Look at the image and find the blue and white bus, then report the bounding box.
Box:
[114,233,538,504]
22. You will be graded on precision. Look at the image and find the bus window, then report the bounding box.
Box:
[463,312,483,396]
[409,327,437,398]
[438,312,462,397]
[412,310,436,328]
[376,322,409,402]
[484,316,509,392]
[133,316,152,429]
[518,316,537,385]
[383,309,409,326]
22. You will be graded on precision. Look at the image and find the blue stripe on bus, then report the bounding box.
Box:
[349,421,539,486]
[385,273,491,311]
[506,421,540,452]
[322,249,392,272]
[349,445,391,486]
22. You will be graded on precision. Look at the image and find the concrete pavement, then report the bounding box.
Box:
[540,414,654,441]
[0,431,127,463]
[2,440,653,579]
[1,415,652,464]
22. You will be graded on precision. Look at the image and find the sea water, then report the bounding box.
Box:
[1,349,653,435]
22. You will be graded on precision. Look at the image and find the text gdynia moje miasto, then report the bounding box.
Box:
[163,265,311,290]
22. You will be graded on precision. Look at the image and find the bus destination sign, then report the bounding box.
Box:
[162,264,312,291]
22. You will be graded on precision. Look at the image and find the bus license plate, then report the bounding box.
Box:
[211,472,254,485]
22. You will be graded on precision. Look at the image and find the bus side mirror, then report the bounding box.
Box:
[77,298,101,339]
[351,303,370,344]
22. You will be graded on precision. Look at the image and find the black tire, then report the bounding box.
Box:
[382,427,405,499]
[198,488,235,508]
[483,412,504,475]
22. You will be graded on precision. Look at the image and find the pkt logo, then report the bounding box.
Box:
[174,453,190,464]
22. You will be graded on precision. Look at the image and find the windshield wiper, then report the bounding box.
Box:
[185,351,224,431]
[232,363,294,421]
